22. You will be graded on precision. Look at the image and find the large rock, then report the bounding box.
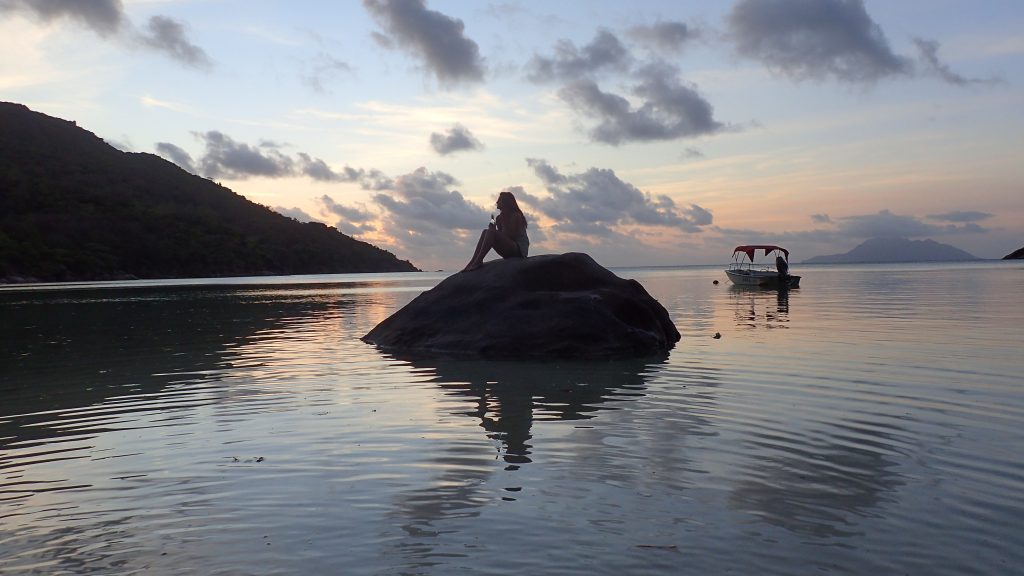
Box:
[362,253,680,359]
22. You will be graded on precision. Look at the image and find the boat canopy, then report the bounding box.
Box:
[733,245,789,262]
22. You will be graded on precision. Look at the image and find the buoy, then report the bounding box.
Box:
[713,280,719,285]
[713,332,721,339]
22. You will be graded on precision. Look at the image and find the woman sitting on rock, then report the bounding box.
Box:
[462,190,529,272]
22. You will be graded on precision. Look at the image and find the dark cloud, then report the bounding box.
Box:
[363,0,485,86]
[295,152,366,183]
[0,0,124,36]
[155,141,197,173]
[558,63,725,145]
[136,15,211,69]
[274,206,318,223]
[429,124,483,155]
[627,21,700,54]
[302,53,354,93]
[191,131,294,179]
[158,132,375,185]
[373,167,487,231]
[1,1,211,69]
[727,0,911,83]
[722,209,990,254]
[836,209,988,237]
[835,209,936,238]
[912,38,1000,87]
[926,210,993,223]
[526,29,631,83]
[319,195,378,235]
[526,159,713,235]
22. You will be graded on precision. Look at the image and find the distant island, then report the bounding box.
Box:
[0,102,417,283]
[1004,247,1024,260]
[802,237,980,264]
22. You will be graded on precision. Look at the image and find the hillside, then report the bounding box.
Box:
[0,102,417,282]
[1003,247,1024,260]
[802,237,980,264]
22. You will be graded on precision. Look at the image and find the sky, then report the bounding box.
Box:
[1,0,1022,270]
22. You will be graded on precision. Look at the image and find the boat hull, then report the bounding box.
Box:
[726,269,800,288]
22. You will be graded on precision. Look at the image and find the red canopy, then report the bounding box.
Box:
[733,245,789,261]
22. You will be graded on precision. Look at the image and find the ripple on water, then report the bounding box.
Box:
[1,264,1023,574]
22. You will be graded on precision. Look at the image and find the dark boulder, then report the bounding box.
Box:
[362,253,680,359]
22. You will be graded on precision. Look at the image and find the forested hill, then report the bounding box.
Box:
[0,102,417,283]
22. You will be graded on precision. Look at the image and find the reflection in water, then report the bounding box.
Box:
[2,265,1023,575]
[728,416,907,538]
[410,356,662,463]
[730,285,791,329]
[383,356,667,570]
[1,287,329,443]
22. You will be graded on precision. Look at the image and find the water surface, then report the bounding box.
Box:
[2,262,1022,574]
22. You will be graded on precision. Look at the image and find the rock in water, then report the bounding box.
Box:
[362,253,680,359]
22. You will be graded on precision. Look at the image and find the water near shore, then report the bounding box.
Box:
[2,262,1022,575]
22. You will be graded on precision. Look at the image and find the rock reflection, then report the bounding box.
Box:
[403,356,662,464]
[383,356,666,568]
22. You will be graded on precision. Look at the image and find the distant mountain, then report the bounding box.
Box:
[1004,247,1024,260]
[802,237,980,264]
[0,102,417,282]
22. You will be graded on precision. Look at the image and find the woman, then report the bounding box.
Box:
[461,190,529,272]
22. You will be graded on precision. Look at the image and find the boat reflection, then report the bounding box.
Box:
[730,285,791,330]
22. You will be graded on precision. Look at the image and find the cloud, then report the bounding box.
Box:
[727,0,911,83]
[302,52,354,93]
[373,167,487,231]
[526,29,631,83]
[274,206,318,223]
[558,62,725,145]
[363,0,485,86]
[135,15,211,69]
[295,152,365,183]
[319,195,378,235]
[912,38,1001,86]
[190,131,294,179]
[811,213,832,223]
[157,131,377,185]
[1,0,213,69]
[155,141,197,173]
[627,21,700,54]
[429,123,483,155]
[830,209,990,237]
[926,210,993,223]
[525,158,714,235]
[0,0,124,36]
[681,147,704,159]
[835,209,937,238]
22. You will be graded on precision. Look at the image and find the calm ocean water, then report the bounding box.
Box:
[2,262,1022,575]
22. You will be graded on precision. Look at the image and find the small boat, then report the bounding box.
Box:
[725,245,801,288]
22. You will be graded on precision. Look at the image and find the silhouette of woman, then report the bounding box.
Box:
[462,190,529,272]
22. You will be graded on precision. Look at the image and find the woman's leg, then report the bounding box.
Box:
[462,228,520,271]
[462,229,492,271]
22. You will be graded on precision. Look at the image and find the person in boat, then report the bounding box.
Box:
[776,253,790,284]
[461,190,529,272]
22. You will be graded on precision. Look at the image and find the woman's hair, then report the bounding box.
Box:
[497,190,526,227]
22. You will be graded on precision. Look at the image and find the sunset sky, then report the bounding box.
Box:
[2,0,1021,270]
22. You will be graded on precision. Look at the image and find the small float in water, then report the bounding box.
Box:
[725,245,801,288]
